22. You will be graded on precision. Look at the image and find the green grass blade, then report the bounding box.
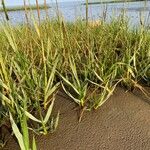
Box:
[32,136,37,150]
[9,112,26,150]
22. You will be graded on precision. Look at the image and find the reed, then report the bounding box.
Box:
[36,0,41,24]
[1,0,9,20]
[44,0,49,18]
[86,0,89,25]
[23,0,29,24]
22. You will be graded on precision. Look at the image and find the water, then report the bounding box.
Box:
[0,1,150,26]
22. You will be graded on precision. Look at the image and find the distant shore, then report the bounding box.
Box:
[83,0,146,5]
[0,4,50,12]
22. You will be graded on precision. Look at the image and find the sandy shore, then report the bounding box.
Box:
[2,87,150,150]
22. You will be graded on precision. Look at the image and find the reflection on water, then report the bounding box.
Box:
[0,1,150,26]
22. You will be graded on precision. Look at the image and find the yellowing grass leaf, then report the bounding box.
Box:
[0,52,9,85]
[54,111,60,130]
[59,74,80,95]
[24,110,42,123]
[128,67,135,78]
[45,57,59,94]
[0,92,11,104]
[94,71,104,82]
[2,25,17,52]
[45,82,60,105]
[44,98,55,124]
[69,57,80,87]
[0,79,9,91]
[61,83,80,104]
[32,16,41,38]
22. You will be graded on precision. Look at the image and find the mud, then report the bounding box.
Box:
[2,87,150,150]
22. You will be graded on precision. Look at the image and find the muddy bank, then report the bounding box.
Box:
[2,87,150,150]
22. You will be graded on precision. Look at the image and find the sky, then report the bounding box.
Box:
[2,0,81,7]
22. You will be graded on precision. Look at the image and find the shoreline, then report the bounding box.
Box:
[82,0,146,5]
[0,5,50,12]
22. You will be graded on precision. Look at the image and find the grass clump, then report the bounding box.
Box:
[0,16,150,149]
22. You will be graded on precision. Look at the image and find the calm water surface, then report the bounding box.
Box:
[0,1,150,26]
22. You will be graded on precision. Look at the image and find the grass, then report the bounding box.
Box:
[0,3,150,150]
[0,4,50,12]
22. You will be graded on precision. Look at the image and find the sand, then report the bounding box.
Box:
[2,87,150,150]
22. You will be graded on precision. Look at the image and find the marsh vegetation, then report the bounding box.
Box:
[0,0,150,149]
